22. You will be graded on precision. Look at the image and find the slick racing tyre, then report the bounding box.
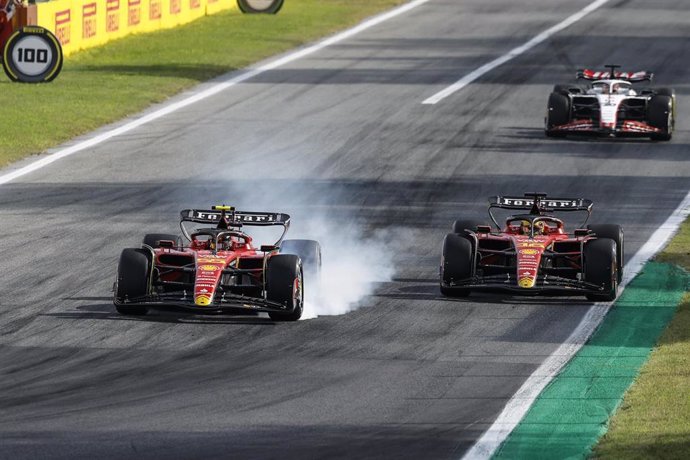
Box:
[266,254,303,321]
[584,238,618,302]
[142,233,181,248]
[280,239,322,284]
[440,233,473,297]
[545,92,570,137]
[587,224,624,283]
[237,0,284,14]
[655,87,675,98]
[451,219,485,234]
[647,94,674,141]
[553,84,585,95]
[115,248,151,315]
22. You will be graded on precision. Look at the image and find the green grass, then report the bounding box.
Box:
[0,0,403,166]
[593,218,690,459]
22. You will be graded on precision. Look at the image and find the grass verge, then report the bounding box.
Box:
[0,0,403,166]
[593,218,690,459]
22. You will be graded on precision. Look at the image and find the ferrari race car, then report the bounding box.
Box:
[545,65,675,140]
[440,193,623,301]
[113,205,321,321]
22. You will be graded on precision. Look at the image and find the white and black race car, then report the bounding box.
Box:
[545,65,675,140]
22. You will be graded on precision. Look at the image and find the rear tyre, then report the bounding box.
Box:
[656,87,675,98]
[452,219,485,234]
[647,95,674,141]
[553,84,583,95]
[280,239,321,285]
[114,248,151,315]
[545,92,570,137]
[584,238,618,302]
[142,233,180,248]
[266,254,303,321]
[587,224,624,283]
[440,233,474,297]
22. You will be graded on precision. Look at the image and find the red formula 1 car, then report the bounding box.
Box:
[545,65,675,140]
[113,206,321,321]
[440,193,623,301]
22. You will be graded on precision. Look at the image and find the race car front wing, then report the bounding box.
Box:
[442,274,608,296]
[113,291,290,314]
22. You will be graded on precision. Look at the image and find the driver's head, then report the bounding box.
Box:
[520,220,531,235]
[217,235,231,251]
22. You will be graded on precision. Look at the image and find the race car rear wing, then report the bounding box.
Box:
[180,208,291,227]
[576,67,653,83]
[488,193,593,228]
[179,206,291,244]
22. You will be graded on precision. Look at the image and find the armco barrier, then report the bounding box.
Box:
[30,0,237,56]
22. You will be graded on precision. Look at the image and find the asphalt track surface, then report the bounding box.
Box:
[1,1,689,458]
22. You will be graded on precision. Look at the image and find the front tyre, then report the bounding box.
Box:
[587,224,624,283]
[545,92,570,137]
[647,95,674,141]
[440,233,474,297]
[266,254,304,321]
[584,238,618,302]
[114,248,151,315]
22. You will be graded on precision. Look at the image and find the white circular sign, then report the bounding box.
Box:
[244,0,274,8]
[237,0,283,13]
[11,35,53,77]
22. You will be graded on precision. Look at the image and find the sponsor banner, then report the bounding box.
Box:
[35,0,238,56]
[106,0,121,34]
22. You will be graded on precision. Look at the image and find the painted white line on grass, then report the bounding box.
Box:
[461,190,690,460]
[423,0,611,105]
[0,0,431,186]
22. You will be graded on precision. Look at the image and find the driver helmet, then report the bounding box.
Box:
[520,220,531,235]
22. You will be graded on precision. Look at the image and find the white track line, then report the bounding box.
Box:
[423,0,611,105]
[462,189,690,460]
[0,0,431,186]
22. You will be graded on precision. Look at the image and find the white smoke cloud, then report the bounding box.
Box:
[289,217,395,319]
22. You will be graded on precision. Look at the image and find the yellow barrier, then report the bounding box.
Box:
[35,0,237,56]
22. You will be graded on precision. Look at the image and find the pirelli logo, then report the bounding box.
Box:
[106,0,120,33]
[55,10,71,45]
[83,3,97,39]
[149,0,162,20]
[128,0,141,26]
[170,0,181,14]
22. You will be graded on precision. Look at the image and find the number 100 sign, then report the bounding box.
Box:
[2,26,63,83]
